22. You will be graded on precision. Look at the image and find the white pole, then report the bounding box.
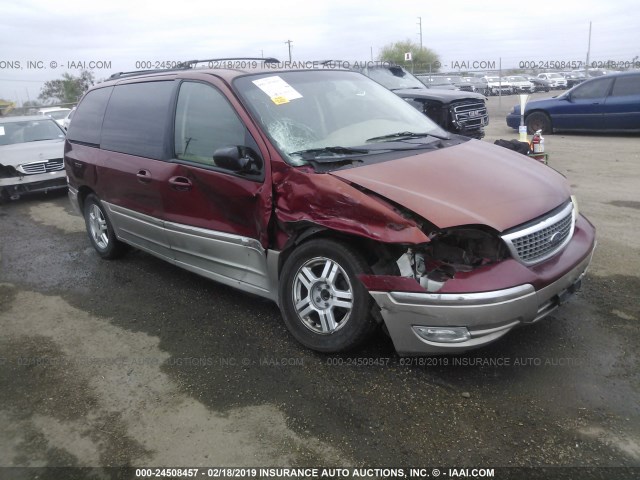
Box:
[585,21,592,76]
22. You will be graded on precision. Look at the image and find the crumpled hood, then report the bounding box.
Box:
[0,139,64,167]
[331,139,570,233]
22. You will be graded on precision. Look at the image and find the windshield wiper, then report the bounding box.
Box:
[307,157,363,166]
[366,131,449,142]
[289,146,369,159]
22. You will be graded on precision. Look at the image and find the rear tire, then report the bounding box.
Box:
[83,194,127,259]
[279,239,377,353]
[526,112,552,134]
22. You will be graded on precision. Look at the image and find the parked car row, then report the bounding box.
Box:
[418,70,602,95]
[417,75,537,96]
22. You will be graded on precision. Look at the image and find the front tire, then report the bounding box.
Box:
[526,111,552,134]
[279,239,377,353]
[83,194,127,259]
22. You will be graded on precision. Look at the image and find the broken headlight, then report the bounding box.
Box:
[397,228,508,292]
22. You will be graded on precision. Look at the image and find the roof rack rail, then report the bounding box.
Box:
[108,57,281,80]
[181,57,280,67]
[108,68,185,80]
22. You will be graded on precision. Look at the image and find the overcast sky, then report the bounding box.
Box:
[1,0,639,103]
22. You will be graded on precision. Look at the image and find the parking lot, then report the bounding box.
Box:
[0,93,638,476]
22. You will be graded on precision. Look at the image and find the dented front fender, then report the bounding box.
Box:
[272,167,430,245]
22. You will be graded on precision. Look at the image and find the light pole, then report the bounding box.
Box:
[585,21,592,76]
[285,40,293,62]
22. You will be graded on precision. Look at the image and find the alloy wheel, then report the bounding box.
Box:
[292,256,354,335]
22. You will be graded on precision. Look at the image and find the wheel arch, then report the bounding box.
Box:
[525,109,553,133]
[276,225,403,282]
[76,185,96,213]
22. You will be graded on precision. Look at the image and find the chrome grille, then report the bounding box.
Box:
[502,203,575,265]
[18,158,64,175]
[451,100,488,128]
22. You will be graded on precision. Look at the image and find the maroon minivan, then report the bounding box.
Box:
[65,62,596,355]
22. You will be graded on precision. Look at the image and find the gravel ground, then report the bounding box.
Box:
[0,94,638,479]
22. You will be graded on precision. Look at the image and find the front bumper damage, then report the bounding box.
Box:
[0,171,67,199]
[362,215,596,355]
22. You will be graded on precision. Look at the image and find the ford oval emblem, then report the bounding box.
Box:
[548,231,562,246]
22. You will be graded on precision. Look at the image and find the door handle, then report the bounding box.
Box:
[169,176,192,191]
[136,169,152,183]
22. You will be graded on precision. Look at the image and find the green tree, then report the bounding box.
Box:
[0,98,15,116]
[378,40,440,72]
[38,70,95,104]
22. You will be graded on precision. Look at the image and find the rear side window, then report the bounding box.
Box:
[101,81,175,159]
[66,87,113,145]
[571,78,614,100]
[611,76,640,96]
[174,82,246,166]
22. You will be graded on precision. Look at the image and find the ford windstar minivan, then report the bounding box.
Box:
[65,60,596,355]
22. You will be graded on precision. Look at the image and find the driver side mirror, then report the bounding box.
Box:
[213,146,263,174]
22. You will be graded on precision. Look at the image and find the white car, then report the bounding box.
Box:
[483,76,512,95]
[37,107,71,128]
[0,116,67,202]
[537,73,567,89]
[62,107,75,130]
[507,76,535,93]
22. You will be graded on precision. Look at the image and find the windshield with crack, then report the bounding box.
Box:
[234,70,446,166]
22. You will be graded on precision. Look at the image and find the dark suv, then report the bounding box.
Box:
[352,64,489,139]
[65,60,595,355]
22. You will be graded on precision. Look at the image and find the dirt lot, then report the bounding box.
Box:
[0,93,638,479]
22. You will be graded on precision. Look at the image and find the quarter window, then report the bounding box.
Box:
[174,82,246,166]
[66,87,113,145]
[611,76,640,96]
[101,81,175,159]
[571,78,613,100]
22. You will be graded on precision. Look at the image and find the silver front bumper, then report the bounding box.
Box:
[0,171,67,198]
[0,170,66,188]
[370,246,595,356]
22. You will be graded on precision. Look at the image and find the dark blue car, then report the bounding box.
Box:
[506,71,640,133]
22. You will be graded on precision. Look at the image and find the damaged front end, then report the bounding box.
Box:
[272,165,594,355]
[358,216,594,355]
[0,160,67,202]
[394,228,508,293]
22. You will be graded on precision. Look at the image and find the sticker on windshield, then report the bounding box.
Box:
[0,126,4,135]
[253,76,302,105]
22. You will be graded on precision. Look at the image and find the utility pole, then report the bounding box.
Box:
[585,21,592,76]
[285,40,293,62]
[417,17,423,49]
